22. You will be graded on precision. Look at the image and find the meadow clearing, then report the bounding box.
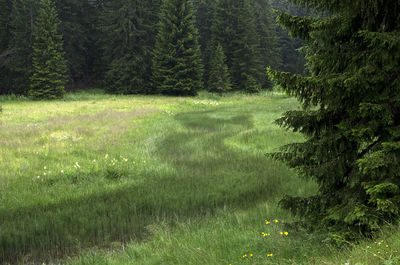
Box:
[0,91,398,264]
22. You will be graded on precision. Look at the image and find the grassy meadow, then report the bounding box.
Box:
[0,91,399,264]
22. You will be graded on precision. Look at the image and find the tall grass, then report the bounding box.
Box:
[66,210,400,265]
[0,92,312,263]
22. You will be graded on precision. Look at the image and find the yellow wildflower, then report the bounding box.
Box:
[262,232,271,238]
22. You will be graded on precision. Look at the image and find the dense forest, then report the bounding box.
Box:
[0,0,306,98]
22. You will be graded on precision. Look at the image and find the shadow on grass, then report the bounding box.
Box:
[0,107,291,263]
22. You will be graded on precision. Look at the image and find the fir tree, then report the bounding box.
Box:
[193,0,214,52]
[269,0,310,74]
[210,0,235,88]
[230,0,263,92]
[0,0,12,94]
[152,0,203,96]
[276,30,304,74]
[212,0,263,92]
[8,0,39,95]
[29,0,67,99]
[0,0,11,53]
[193,0,216,86]
[207,43,231,93]
[252,0,281,89]
[100,0,160,94]
[268,0,400,234]
[54,0,98,85]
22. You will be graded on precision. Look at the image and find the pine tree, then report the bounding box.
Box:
[270,0,309,74]
[8,0,39,95]
[207,43,231,93]
[230,0,263,92]
[193,0,216,86]
[0,0,11,53]
[212,0,263,92]
[252,0,281,89]
[0,0,13,94]
[54,0,99,85]
[276,30,304,74]
[268,0,400,234]
[152,0,203,96]
[210,0,236,83]
[100,0,160,94]
[29,0,67,99]
[193,0,214,52]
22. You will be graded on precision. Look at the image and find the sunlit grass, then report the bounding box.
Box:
[3,90,397,265]
[1,90,313,263]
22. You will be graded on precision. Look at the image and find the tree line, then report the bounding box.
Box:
[0,0,305,98]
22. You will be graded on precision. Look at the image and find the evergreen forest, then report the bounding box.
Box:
[0,0,399,264]
[0,0,305,97]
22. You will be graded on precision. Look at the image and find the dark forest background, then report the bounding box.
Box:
[0,0,307,96]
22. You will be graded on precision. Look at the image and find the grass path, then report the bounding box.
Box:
[4,92,397,264]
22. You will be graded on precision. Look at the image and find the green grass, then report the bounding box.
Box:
[65,216,400,265]
[1,90,398,264]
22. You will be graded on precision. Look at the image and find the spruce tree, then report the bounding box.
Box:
[207,43,231,93]
[8,0,39,95]
[54,0,98,85]
[193,0,216,86]
[193,0,214,52]
[152,0,203,96]
[252,0,281,88]
[268,0,400,234]
[29,0,67,99]
[210,0,235,86]
[100,0,160,94]
[269,0,308,74]
[0,0,12,94]
[0,0,11,53]
[212,0,263,92]
[276,30,304,74]
[231,0,263,92]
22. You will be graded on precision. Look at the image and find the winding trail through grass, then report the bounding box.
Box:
[0,93,312,264]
